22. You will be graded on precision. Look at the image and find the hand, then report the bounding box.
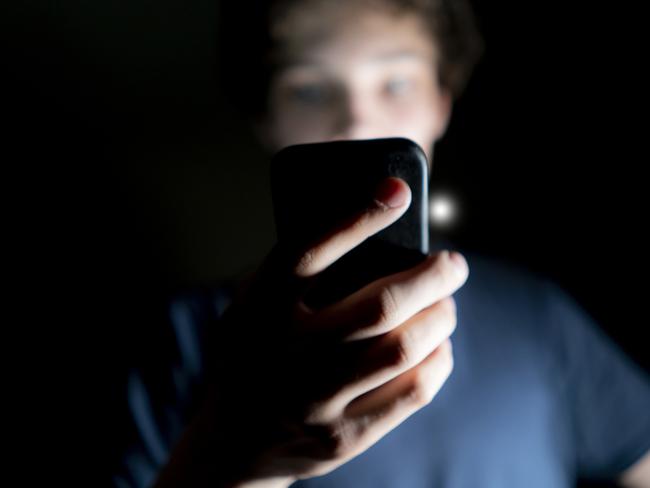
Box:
[156,177,469,487]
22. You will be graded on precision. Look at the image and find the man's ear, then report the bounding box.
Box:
[433,88,453,141]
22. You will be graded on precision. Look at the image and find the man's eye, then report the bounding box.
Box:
[385,78,414,96]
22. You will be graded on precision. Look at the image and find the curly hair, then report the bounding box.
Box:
[216,0,485,120]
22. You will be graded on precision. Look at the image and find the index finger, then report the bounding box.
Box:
[257,177,412,303]
[291,177,412,279]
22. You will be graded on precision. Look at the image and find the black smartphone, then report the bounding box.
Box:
[270,137,430,309]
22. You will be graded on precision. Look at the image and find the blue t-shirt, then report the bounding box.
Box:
[112,250,650,488]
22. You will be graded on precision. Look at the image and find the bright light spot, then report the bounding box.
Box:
[429,193,457,227]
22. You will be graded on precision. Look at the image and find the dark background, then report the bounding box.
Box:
[6,0,646,485]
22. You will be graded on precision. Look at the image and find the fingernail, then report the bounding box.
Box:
[374,177,407,208]
[449,251,468,276]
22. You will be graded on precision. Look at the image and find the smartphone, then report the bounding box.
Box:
[270,137,430,309]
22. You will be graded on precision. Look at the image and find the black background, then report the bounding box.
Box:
[5,0,646,486]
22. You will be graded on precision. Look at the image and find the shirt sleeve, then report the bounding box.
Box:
[111,285,234,488]
[541,279,650,481]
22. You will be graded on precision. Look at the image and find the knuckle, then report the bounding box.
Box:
[446,314,457,336]
[446,341,455,366]
[407,343,455,407]
[407,369,434,406]
[438,341,455,375]
[374,286,399,329]
[293,248,316,277]
[426,297,456,338]
[316,421,355,459]
[439,297,458,334]
[447,352,455,375]
[440,258,458,287]
[441,295,457,314]
[389,331,413,369]
[317,383,354,417]
[423,252,443,275]
[431,251,462,289]
[440,355,454,380]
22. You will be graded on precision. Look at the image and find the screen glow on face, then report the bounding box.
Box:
[272,53,436,119]
[263,12,448,159]
[275,51,433,108]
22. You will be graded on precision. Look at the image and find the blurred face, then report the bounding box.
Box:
[255,8,452,166]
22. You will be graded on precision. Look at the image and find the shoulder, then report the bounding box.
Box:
[449,248,604,366]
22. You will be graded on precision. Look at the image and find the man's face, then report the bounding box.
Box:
[255,9,452,166]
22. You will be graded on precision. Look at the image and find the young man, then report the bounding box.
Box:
[113,1,650,487]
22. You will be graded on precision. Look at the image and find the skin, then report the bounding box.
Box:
[154,5,650,488]
[254,9,452,166]
[620,450,650,488]
[154,194,468,487]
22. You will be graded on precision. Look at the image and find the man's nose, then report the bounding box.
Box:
[331,93,381,140]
